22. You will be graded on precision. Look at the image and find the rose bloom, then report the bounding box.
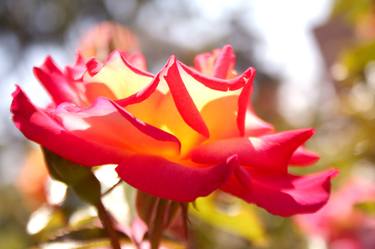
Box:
[78,21,147,70]
[11,44,337,216]
[295,178,375,249]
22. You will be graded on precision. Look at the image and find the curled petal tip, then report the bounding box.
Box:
[327,168,339,178]
[12,85,22,97]
[302,128,316,141]
[32,66,41,77]
[223,168,339,216]
[249,66,256,76]
[86,58,103,76]
[223,44,233,49]
[167,55,177,63]
[11,86,27,113]
[290,147,320,166]
[291,128,315,140]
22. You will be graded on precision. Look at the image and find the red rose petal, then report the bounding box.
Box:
[290,147,320,166]
[191,128,314,174]
[116,155,238,202]
[222,167,338,216]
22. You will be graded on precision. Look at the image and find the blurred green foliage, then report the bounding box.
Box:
[332,0,373,23]
[190,193,266,247]
[341,41,375,81]
[0,186,31,249]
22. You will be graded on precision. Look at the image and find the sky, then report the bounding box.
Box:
[246,0,334,124]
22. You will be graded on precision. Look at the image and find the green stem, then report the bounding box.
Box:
[96,201,121,249]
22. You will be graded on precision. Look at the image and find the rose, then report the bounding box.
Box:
[78,21,147,70]
[79,22,140,59]
[11,44,337,216]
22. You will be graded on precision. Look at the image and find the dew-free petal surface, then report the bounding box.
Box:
[116,155,238,202]
[222,167,338,216]
[191,129,314,174]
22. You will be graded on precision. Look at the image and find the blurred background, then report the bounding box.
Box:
[0,0,375,248]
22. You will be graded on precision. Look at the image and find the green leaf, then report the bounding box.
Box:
[190,193,267,246]
[42,148,101,206]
